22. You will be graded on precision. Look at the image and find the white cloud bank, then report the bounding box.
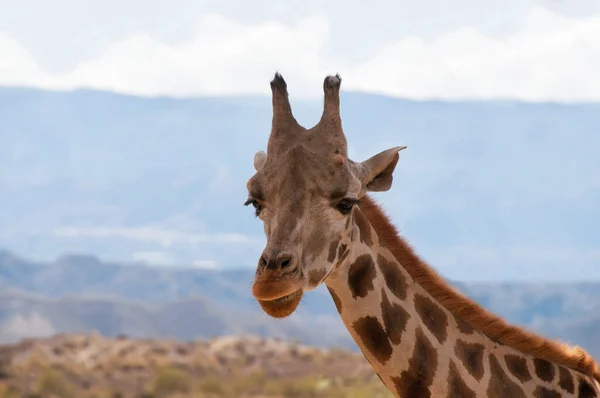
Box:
[1,6,599,101]
[131,250,218,268]
[132,250,176,266]
[54,226,259,247]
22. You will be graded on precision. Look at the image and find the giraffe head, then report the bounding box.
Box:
[245,73,406,318]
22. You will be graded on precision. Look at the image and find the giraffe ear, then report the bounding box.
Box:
[254,151,268,171]
[350,146,407,192]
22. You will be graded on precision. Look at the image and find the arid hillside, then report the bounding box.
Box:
[0,333,391,398]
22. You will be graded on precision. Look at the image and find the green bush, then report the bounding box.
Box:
[149,366,191,397]
[263,378,318,398]
[34,368,76,398]
[199,375,226,396]
[1,384,24,398]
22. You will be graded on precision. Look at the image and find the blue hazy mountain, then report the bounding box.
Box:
[0,86,599,282]
[0,250,598,359]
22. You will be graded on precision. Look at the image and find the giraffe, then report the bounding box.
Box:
[244,72,600,397]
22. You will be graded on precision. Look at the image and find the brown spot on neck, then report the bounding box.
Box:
[454,315,475,335]
[558,366,575,394]
[347,254,377,299]
[353,209,373,246]
[454,340,485,382]
[377,254,408,300]
[533,358,556,383]
[447,360,476,398]
[578,376,599,398]
[391,327,438,398]
[533,386,561,398]
[504,354,532,383]
[352,316,393,365]
[327,286,343,314]
[380,289,410,345]
[487,354,527,398]
[414,293,449,344]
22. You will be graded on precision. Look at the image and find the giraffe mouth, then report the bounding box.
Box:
[256,289,304,318]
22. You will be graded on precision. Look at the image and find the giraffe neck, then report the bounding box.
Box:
[324,197,600,398]
[325,208,467,396]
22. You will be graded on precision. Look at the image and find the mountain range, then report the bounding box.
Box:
[0,86,599,282]
[0,85,598,362]
[0,250,598,360]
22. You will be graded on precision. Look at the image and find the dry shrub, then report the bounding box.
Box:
[149,366,191,397]
[34,368,76,398]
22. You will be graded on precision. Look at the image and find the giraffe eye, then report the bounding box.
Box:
[244,198,263,216]
[335,198,359,215]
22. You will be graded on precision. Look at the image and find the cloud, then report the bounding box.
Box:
[0,34,44,84]
[131,251,218,268]
[192,260,218,269]
[0,6,599,101]
[132,250,175,266]
[345,7,600,101]
[53,226,259,247]
[0,14,331,97]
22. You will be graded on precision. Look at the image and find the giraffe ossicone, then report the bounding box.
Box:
[245,72,600,397]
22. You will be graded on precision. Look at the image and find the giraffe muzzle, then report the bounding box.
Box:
[251,258,305,318]
[254,287,304,318]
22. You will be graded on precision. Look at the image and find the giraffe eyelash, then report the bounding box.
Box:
[244,198,263,217]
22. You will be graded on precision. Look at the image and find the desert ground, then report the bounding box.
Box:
[0,333,392,398]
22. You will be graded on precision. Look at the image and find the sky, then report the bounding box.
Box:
[1,0,600,101]
[0,0,599,281]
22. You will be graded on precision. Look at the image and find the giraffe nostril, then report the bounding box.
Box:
[277,254,295,270]
[260,252,295,271]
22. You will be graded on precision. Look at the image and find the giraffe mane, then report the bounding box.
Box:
[359,194,600,382]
